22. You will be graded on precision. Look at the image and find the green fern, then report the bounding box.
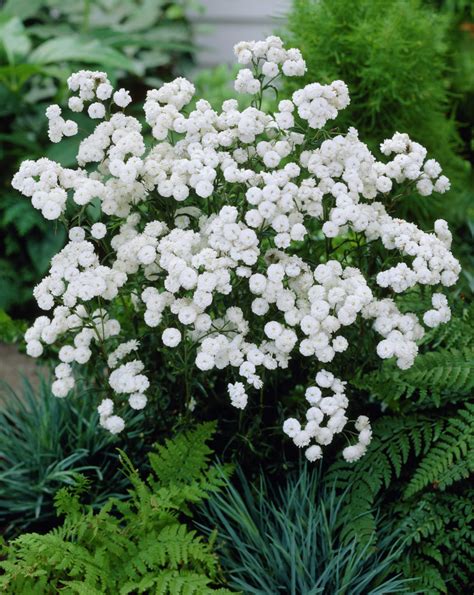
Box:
[420,301,474,350]
[354,302,474,409]
[326,414,443,543]
[354,347,474,407]
[0,424,234,594]
[404,403,474,496]
[326,405,473,593]
[392,490,474,594]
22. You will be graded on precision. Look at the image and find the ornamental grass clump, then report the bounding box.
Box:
[12,36,460,463]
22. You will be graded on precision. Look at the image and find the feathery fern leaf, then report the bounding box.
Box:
[326,414,442,543]
[0,424,234,594]
[404,403,474,498]
[354,348,474,406]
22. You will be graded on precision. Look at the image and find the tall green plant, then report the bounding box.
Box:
[281,0,472,230]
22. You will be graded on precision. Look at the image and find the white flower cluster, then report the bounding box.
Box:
[283,370,372,462]
[11,158,79,220]
[14,37,460,462]
[234,36,306,94]
[293,81,350,129]
[67,70,129,113]
[46,105,78,143]
[423,293,452,328]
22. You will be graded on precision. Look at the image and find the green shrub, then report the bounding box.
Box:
[0,375,145,536]
[281,0,472,229]
[0,422,234,594]
[200,464,415,594]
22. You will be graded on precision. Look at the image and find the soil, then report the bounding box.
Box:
[0,343,43,400]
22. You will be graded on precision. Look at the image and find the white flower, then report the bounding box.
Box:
[102,415,125,434]
[162,327,181,347]
[98,398,114,417]
[91,222,107,239]
[196,351,214,371]
[264,321,282,339]
[129,393,147,410]
[305,444,322,461]
[88,102,106,119]
[342,443,367,462]
[96,83,113,100]
[228,382,248,408]
[113,88,132,108]
[315,370,334,388]
[283,418,301,438]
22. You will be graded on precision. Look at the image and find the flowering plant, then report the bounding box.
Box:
[13,36,460,463]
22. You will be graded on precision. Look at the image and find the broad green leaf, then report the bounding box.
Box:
[0,15,31,63]
[26,23,76,40]
[2,0,43,20]
[86,28,194,52]
[46,136,81,167]
[26,228,67,275]
[29,36,139,74]
[118,0,164,32]
[0,64,42,90]
[165,5,185,20]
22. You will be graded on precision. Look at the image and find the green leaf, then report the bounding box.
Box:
[2,0,43,20]
[0,261,23,310]
[0,308,27,343]
[46,136,81,168]
[165,5,185,19]
[2,199,44,236]
[29,36,139,75]
[0,15,31,63]
[26,228,66,275]
[0,64,42,89]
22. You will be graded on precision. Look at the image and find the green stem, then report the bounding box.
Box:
[82,0,91,32]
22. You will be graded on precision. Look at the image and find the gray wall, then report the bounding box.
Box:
[190,0,291,67]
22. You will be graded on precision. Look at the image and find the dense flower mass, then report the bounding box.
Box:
[13,36,460,461]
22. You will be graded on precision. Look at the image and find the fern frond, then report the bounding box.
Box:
[148,422,217,487]
[421,302,474,350]
[392,489,474,594]
[327,414,441,544]
[150,569,227,595]
[355,348,474,407]
[404,403,474,498]
[0,424,232,594]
